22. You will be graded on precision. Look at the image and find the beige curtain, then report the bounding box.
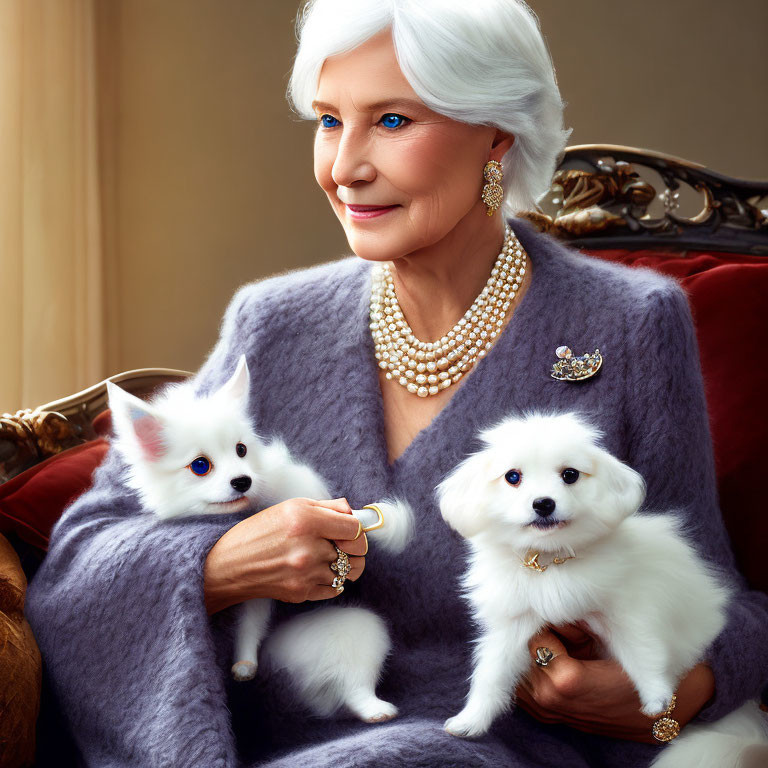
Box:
[0,0,104,411]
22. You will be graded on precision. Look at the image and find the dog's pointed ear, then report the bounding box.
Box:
[215,354,250,409]
[106,380,168,461]
[436,450,495,539]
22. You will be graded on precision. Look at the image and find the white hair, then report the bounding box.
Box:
[287,0,571,214]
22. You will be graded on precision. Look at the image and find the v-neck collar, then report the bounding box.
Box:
[348,217,554,485]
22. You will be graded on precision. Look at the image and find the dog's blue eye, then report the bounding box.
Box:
[505,469,522,486]
[236,442,247,458]
[189,457,211,476]
[562,468,579,484]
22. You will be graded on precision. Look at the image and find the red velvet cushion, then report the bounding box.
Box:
[0,439,110,551]
[92,409,113,438]
[585,249,767,592]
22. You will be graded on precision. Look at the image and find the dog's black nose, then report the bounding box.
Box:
[532,497,556,517]
[231,475,251,493]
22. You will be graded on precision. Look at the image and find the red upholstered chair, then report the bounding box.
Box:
[521,144,768,596]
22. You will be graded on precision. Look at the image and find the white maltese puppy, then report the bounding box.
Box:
[437,410,766,763]
[107,355,412,723]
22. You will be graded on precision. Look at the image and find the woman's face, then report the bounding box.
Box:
[312,29,504,263]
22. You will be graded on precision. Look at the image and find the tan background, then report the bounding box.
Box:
[9,0,768,406]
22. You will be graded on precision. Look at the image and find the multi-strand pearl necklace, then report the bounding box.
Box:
[370,225,528,398]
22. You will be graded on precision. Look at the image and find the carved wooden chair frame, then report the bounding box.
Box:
[0,369,191,485]
[523,143,768,255]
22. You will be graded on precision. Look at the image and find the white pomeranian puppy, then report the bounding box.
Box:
[106,354,412,723]
[437,410,767,767]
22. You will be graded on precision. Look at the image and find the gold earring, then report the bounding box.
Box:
[481,160,503,216]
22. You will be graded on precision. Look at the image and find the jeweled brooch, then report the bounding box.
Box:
[551,345,603,381]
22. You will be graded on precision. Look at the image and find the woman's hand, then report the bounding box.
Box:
[515,623,716,744]
[203,497,367,614]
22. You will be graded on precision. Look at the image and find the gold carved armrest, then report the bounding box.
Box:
[0,532,41,768]
[0,368,191,485]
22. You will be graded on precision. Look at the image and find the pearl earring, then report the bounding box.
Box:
[482,160,503,216]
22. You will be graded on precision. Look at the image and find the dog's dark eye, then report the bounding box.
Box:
[189,457,212,476]
[561,468,579,484]
[236,442,247,458]
[504,469,522,486]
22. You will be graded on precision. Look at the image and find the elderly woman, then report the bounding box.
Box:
[26,0,768,766]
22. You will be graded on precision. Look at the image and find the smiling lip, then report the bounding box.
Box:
[345,204,398,219]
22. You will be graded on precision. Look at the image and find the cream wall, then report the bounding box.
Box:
[535,0,768,174]
[95,0,347,381]
[90,0,768,386]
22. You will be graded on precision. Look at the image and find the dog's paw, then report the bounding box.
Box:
[350,697,398,723]
[443,713,489,739]
[231,660,257,682]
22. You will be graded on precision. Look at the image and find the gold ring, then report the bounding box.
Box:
[334,584,344,595]
[361,503,385,532]
[352,517,363,541]
[534,647,557,667]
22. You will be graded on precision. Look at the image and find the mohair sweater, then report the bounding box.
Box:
[25,219,768,767]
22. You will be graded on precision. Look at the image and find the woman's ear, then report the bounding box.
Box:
[436,450,495,539]
[489,129,515,162]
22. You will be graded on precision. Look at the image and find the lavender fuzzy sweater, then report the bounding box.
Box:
[26,219,768,767]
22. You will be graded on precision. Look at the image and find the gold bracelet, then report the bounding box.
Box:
[651,694,681,743]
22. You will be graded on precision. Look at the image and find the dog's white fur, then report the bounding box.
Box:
[261,606,398,722]
[436,410,766,764]
[107,355,412,722]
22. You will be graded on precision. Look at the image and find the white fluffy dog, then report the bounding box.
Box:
[437,411,767,766]
[107,355,411,723]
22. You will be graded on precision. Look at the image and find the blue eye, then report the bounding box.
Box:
[505,469,522,486]
[562,468,580,484]
[320,114,339,128]
[189,457,211,476]
[380,113,408,129]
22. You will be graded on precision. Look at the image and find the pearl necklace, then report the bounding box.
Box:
[369,225,527,397]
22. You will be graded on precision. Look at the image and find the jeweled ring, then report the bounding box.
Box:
[330,545,351,590]
[534,647,557,667]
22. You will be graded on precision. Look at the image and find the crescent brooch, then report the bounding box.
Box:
[551,345,603,381]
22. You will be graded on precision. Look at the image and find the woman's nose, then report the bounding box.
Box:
[331,131,376,188]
